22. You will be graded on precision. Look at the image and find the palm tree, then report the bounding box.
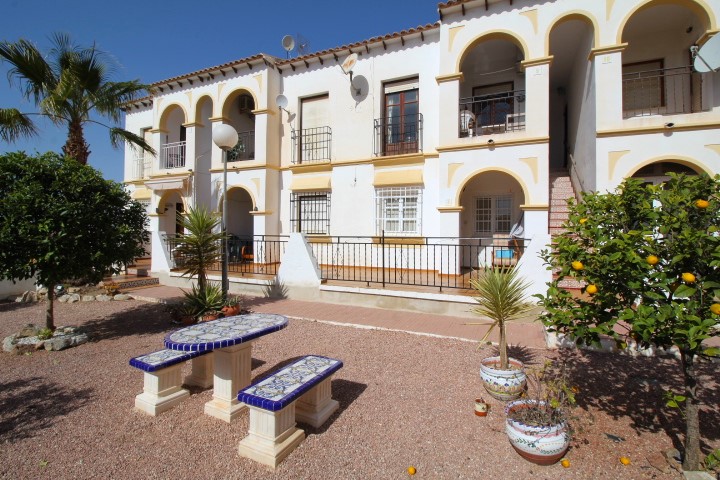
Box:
[173,206,225,292]
[0,33,154,164]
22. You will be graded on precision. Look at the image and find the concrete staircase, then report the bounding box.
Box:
[549,171,576,236]
[548,171,584,290]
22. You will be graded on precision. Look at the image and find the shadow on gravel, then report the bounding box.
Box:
[81,302,173,342]
[480,344,543,367]
[0,377,93,443]
[0,301,39,314]
[561,349,720,452]
[303,379,368,435]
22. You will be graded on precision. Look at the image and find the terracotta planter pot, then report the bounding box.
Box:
[480,356,526,401]
[505,400,570,465]
[221,305,240,317]
[201,313,220,322]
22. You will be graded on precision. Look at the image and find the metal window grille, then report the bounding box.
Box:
[292,126,332,164]
[376,187,422,236]
[290,191,331,234]
[373,113,423,156]
[475,195,512,234]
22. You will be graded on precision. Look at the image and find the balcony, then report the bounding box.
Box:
[161,141,186,169]
[132,155,147,180]
[227,130,255,162]
[292,126,332,164]
[622,66,702,118]
[374,113,423,157]
[458,90,526,137]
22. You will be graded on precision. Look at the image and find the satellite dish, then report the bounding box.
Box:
[341,53,358,75]
[275,94,288,111]
[509,223,524,238]
[691,34,720,72]
[281,35,296,53]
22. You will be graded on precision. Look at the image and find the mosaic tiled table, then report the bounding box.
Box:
[164,313,288,422]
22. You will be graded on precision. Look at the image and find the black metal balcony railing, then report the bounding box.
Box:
[310,235,527,291]
[163,233,288,276]
[622,66,701,118]
[292,126,332,164]
[458,90,526,138]
[227,130,255,162]
[161,141,186,169]
[374,113,423,156]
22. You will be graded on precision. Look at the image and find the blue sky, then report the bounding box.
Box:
[0,0,440,182]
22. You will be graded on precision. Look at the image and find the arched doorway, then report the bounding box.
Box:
[630,160,700,185]
[222,91,256,163]
[548,15,596,171]
[621,1,712,118]
[458,35,526,138]
[458,171,525,269]
[224,187,254,264]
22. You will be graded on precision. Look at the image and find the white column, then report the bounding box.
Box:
[204,342,252,423]
[184,354,214,389]
[134,364,190,416]
[238,403,306,469]
[522,60,551,138]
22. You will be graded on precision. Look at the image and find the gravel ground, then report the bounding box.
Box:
[0,299,718,479]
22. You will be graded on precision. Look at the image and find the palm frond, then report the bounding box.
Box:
[109,127,156,155]
[470,267,534,325]
[0,108,38,142]
[92,81,151,122]
[0,39,56,104]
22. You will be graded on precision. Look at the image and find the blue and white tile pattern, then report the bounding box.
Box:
[238,355,343,411]
[129,348,200,372]
[164,313,288,352]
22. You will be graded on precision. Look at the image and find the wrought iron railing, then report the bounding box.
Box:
[292,126,332,164]
[161,141,186,169]
[227,130,255,162]
[374,113,423,156]
[458,90,526,137]
[309,234,527,291]
[163,233,288,276]
[622,66,701,118]
[132,156,145,180]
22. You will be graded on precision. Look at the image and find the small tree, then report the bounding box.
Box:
[0,151,148,329]
[537,173,720,471]
[172,206,224,292]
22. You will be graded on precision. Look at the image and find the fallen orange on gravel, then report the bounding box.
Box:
[560,458,570,468]
[407,466,416,475]
[620,456,631,465]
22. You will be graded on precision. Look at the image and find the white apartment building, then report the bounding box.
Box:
[123,0,720,313]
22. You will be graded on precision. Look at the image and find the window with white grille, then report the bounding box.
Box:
[475,195,512,235]
[376,186,422,236]
[290,191,331,234]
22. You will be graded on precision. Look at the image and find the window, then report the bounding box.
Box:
[376,187,422,236]
[472,82,515,132]
[383,79,419,155]
[290,192,331,234]
[475,195,512,235]
[622,59,664,113]
[295,95,331,163]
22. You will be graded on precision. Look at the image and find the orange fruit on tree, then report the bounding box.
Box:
[646,255,659,266]
[560,458,571,468]
[711,303,720,315]
[620,456,631,465]
[695,199,709,209]
[586,284,598,294]
[572,261,584,271]
[682,272,696,284]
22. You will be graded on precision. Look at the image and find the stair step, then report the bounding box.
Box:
[550,212,569,220]
[103,275,159,290]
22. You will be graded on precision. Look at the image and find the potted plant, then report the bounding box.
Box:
[469,266,534,401]
[221,296,241,317]
[505,360,575,465]
[182,283,225,322]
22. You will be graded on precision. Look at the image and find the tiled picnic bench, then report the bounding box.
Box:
[129,314,288,419]
[237,355,343,469]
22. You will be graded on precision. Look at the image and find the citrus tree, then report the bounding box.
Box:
[537,173,720,471]
[0,151,148,329]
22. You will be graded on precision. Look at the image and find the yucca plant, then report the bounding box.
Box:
[469,266,534,370]
[182,283,225,320]
[172,206,224,291]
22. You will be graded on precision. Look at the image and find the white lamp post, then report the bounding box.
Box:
[212,123,238,301]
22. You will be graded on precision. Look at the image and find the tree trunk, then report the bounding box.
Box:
[680,350,701,471]
[499,322,508,369]
[45,285,55,331]
[63,119,90,165]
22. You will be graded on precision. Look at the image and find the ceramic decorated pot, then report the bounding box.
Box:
[505,400,570,465]
[480,356,526,401]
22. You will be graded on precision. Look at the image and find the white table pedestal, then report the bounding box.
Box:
[135,364,189,416]
[204,342,252,422]
[184,354,214,388]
